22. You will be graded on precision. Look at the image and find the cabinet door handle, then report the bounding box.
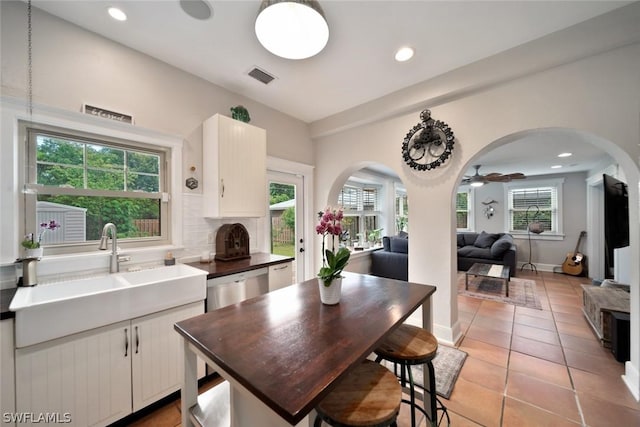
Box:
[221,179,225,198]
[135,326,139,354]
[274,264,289,271]
[124,328,129,357]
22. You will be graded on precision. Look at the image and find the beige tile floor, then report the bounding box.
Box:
[128,271,640,427]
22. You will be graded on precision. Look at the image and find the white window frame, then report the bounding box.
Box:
[504,178,565,241]
[2,98,183,260]
[338,181,382,244]
[456,186,474,231]
[395,185,408,234]
[22,122,171,253]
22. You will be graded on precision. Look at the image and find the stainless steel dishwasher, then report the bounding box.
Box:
[206,267,269,311]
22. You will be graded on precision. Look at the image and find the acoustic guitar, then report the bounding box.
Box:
[562,231,587,276]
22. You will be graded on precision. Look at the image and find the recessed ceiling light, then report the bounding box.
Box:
[395,47,414,62]
[108,7,127,21]
[557,152,572,158]
[551,165,563,169]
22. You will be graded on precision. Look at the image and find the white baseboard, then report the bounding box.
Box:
[432,322,460,347]
[623,361,640,401]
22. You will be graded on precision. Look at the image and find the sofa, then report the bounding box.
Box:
[457,231,517,278]
[370,231,516,281]
[370,234,409,281]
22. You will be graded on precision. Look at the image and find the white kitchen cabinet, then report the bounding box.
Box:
[1,319,16,427]
[268,261,294,292]
[202,114,267,218]
[15,320,132,427]
[15,302,204,426]
[131,302,204,411]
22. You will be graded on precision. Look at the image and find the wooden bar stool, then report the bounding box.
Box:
[375,325,450,427]
[314,360,401,427]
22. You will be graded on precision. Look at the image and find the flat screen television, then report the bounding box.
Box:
[603,174,629,277]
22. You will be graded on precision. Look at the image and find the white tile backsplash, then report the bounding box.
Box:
[2,193,264,289]
[181,193,262,257]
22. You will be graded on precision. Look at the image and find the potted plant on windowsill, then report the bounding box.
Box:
[21,220,60,259]
[316,207,350,305]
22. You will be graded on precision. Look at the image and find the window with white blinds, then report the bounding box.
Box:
[456,189,472,230]
[338,183,381,246]
[507,183,561,234]
[338,185,379,211]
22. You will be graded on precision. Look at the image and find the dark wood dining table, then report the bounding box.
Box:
[175,272,437,427]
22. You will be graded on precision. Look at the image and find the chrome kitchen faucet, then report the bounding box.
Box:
[98,222,120,273]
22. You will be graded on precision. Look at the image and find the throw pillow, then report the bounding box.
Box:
[490,236,512,258]
[457,234,465,247]
[474,231,499,248]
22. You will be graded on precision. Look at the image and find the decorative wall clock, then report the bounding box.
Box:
[402,109,455,171]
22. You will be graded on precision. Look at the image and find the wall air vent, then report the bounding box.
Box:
[248,67,276,85]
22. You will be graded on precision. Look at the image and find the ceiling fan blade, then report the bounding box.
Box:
[503,173,526,180]
[483,173,503,179]
[485,175,511,182]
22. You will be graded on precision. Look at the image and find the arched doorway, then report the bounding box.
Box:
[453,127,639,400]
[321,162,407,271]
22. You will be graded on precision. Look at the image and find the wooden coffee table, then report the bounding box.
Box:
[465,263,511,297]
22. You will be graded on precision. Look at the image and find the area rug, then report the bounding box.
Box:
[458,276,543,310]
[381,345,467,399]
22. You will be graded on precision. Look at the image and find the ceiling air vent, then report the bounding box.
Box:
[248,67,276,85]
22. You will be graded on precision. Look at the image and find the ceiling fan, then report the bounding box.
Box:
[462,165,526,187]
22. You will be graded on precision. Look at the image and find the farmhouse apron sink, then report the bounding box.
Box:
[10,264,206,348]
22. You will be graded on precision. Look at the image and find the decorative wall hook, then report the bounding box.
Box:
[186,166,198,190]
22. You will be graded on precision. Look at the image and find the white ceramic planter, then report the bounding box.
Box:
[25,247,43,259]
[318,277,342,305]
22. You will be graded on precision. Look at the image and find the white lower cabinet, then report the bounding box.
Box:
[15,302,204,426]
[1,319,16,427]
[15,320,132,427]
[131,302,204,411]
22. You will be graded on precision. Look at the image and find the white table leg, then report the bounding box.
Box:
[182,339,199,427]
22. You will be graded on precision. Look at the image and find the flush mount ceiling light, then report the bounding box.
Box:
[255,0,329,60]
[395,46,414,62]
[108,7,127,21]
[558,152,572,158]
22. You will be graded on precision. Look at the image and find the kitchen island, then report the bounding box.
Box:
[174,272,436,427]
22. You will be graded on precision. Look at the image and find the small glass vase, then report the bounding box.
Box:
[318,277,342,305]
[25,247,43,259]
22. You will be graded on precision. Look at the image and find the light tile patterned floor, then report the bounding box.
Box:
[128,271,640,427]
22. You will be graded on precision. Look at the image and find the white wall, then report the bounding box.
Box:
[313,34,640,399]
[0,1,314,277]
[0,2,313,169]
[470,172,588,269]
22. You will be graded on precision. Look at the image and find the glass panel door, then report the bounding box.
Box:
[268,171,304,283]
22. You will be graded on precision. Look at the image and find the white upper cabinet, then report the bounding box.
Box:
[203,114,267,218]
